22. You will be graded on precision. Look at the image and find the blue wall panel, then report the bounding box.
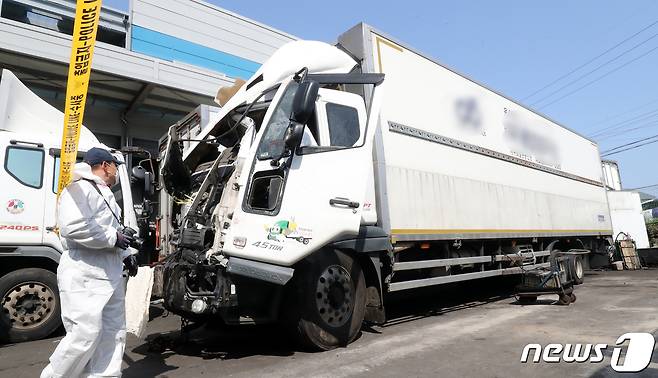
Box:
[131,26,260,79]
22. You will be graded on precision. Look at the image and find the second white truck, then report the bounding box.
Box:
[159,24,613,350]
[0,69,155,343]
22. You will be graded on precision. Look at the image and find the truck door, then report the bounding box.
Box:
[282,88,370,246]
[42,150,59,249]
[240,81,378,265]
[0,140,47,245]
[43,151,82,250]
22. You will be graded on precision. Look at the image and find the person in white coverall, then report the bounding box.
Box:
[41,147,138,378]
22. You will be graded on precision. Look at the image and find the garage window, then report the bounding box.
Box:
[5,146,44,188]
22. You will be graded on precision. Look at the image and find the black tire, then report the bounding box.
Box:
[570,293,577,303]
[0,268,61,343]
[557,294,571,306]
[293,249,366,351]
[571,256,584,285]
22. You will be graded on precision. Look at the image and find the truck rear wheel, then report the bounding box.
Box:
[295,249,366,351]
[0,268,61,343]
[571,256,584,285]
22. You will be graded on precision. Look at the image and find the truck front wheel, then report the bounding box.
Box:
[295,249,366,350]
[0,268,61,343]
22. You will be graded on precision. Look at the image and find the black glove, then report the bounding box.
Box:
[123,254,138,277]
[115,230,134,250]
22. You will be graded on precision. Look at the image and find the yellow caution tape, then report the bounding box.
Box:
[56,0,103,194]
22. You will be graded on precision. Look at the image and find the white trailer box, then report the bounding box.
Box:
[337,24,612,242]
[607,191,650,248]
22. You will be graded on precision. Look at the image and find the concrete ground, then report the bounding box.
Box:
[1,269,657,378]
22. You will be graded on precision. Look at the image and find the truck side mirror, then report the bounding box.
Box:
[270,81,318,164]
[284,122,305,151]
[291,80,319,124]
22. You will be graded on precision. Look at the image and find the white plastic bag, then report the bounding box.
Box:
[125,266,154,339]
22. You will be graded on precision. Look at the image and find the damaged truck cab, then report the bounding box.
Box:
[160,41,384,349]
[160,24,609,351]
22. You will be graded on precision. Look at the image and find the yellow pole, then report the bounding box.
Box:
[56,0,103,194]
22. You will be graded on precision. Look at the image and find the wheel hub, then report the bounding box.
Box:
[2,281,56,330]
[315,265,354,327]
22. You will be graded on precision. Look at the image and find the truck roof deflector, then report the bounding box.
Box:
[306,73,385,85]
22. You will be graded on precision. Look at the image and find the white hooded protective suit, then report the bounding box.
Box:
[41,163,132,378]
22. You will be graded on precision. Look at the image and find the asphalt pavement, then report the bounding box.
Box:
[1,269,657,377]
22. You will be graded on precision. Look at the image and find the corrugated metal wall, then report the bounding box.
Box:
[130,0,296,79]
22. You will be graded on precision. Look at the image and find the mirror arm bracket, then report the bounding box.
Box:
[293,67,309,83]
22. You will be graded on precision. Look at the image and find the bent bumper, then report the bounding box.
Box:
[226,257,294,285]
[162,256,294,323]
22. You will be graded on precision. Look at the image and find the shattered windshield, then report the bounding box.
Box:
[256,82,299,160]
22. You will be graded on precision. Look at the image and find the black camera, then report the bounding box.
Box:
[122,226,144,251]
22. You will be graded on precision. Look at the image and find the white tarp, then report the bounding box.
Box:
[125,266,154,339]
[608,191,650,248]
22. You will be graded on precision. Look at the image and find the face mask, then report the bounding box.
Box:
[113,168,120,186]
[104,162,120,187]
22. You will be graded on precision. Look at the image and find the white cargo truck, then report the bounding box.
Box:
[0,69,153,343]
[159,24,613,350]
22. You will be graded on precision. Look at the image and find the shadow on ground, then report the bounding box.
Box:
[123,321,296,377]
[0,325,65,348]
[379,275,524,328]
[124,275,534,377]
[588,329,658,378]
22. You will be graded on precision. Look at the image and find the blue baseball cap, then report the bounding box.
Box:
[84,147,123,166]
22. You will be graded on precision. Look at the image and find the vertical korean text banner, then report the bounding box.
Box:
[57,0,102,194]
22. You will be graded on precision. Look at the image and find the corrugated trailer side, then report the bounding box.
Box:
[341,24,612,243]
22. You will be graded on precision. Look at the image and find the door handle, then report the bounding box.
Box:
[329,197,360,209]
